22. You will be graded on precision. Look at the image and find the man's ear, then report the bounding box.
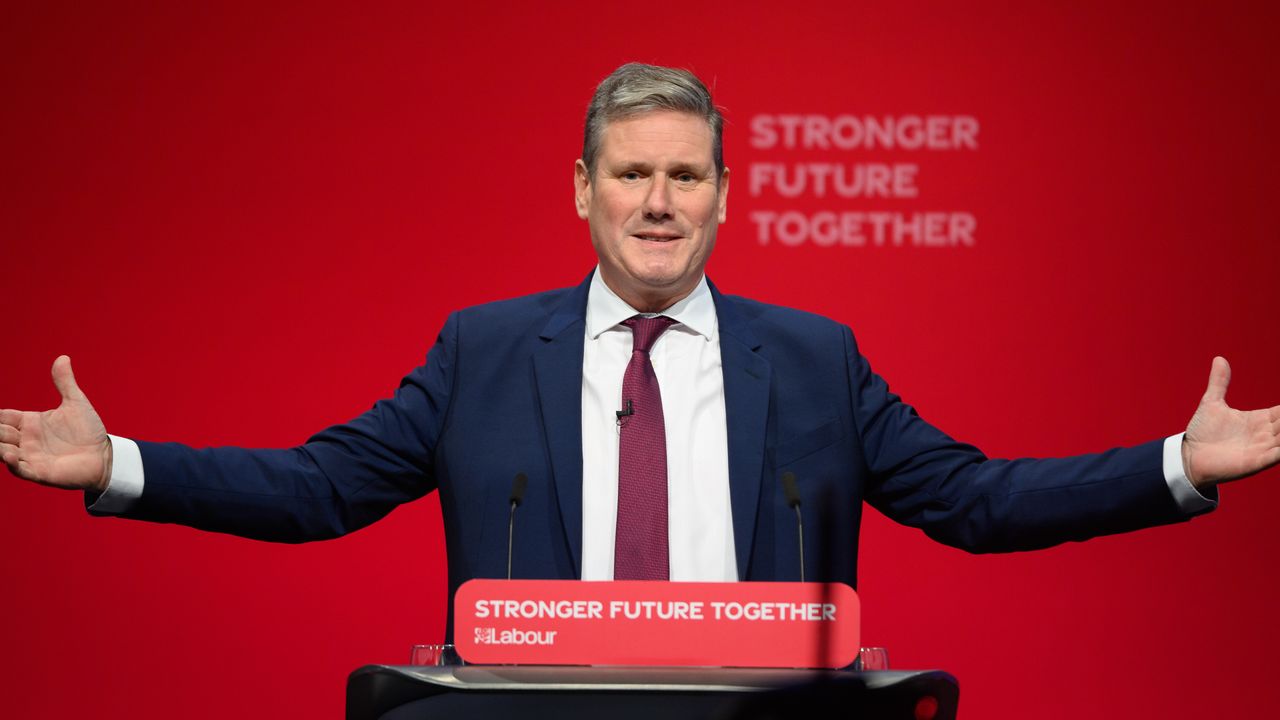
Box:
[717,167,730,223]
[574,159,591,220]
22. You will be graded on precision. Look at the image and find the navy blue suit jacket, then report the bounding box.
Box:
[117,273,1191,608]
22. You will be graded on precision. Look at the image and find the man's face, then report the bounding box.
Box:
[575,110,729,312]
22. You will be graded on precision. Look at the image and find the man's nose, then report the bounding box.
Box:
[642,175,673,219]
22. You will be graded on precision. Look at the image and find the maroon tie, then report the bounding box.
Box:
[614,315,677,581]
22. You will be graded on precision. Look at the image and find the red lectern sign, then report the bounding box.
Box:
[454,580,859,668]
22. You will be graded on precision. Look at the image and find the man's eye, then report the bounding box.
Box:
[675,173,697,183]
[621,171,642,181]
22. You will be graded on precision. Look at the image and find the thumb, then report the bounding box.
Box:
[1202,356,1231,404]
[51,355,87,403]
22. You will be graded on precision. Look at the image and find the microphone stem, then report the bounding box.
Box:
[793,504,805,583]
[507,500,518,580]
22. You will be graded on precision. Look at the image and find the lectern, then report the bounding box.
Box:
[346,664,959,720]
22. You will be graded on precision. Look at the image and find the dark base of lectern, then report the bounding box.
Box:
[347,665,958,720]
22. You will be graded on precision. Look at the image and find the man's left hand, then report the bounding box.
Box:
[1182,356,1280,489]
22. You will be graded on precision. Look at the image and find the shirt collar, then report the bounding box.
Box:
[586,268,717,341]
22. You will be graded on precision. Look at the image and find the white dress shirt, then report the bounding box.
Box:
[94,272,1217,565]
[580,272,736,581]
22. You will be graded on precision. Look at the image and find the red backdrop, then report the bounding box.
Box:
[3,2,1277,717]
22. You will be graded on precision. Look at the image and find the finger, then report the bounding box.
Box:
[1202,356,1230,404]
[1,443,25,472]
[0,424,18,445]
[51,355,86,403]
[0,409,23,429]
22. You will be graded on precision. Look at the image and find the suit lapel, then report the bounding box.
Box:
[532,274,592,578]
[710,281,772,580]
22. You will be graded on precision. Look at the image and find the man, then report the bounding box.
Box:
[2,64,1278,608]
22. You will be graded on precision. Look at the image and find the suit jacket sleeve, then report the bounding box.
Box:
[846,326,1195,553]
[104,313,460,542]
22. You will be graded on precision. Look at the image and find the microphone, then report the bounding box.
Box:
[781,471,805,582]
[506,473,528,580]
[615,399,634,423]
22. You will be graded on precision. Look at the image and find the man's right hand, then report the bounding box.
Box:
[1,356,112,493]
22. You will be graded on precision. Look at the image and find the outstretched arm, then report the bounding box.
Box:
[1182,356,1280,489]
[3,313,455,543]
[1,356,112,492]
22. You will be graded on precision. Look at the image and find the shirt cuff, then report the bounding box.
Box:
[1163,432,1217,515]
[86,435,144,514]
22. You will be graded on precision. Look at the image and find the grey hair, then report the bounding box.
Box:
[582,63,724,178]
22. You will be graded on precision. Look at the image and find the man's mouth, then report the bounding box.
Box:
[631,232,683,242]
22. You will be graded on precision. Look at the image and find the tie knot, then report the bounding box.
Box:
[622,315,677,354]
